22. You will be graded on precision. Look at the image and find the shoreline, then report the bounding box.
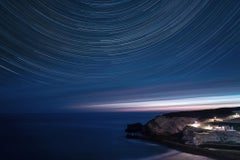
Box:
[138,150,215,160]
[125,107,240,160]
[127,135,240,160]
[160,152,215,160]
[138,150,179,160]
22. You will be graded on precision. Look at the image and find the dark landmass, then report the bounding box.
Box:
[164,107,240,120]
[125,107,240,160]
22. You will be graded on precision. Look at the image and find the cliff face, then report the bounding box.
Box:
[125,107,240,160]
[183,126,240,145]
[196,131,240,145]
[182,126,206,144]
[145,116,197,136]
[144,115,240,145]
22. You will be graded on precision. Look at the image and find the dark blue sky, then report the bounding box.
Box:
[0,0,240,113]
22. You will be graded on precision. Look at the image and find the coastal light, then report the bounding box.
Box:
[233,113,240,119]
[189,121,201,128]
[203,125,213,130]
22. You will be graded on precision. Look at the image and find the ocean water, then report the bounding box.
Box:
[0,112,173,160]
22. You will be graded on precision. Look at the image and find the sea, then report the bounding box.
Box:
[0,112,213,160]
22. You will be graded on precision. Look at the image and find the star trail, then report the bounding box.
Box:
[0,0,240,112]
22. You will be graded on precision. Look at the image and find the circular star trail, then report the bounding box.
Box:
[0,0,240,85]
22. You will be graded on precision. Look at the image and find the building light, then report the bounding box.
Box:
[189,121,200,128]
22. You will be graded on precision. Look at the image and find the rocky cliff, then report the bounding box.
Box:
[145,116,197,136]
[125,107,240,160]
[183,126,240,145]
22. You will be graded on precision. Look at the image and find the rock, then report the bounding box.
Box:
[145,116,197,136]
[125,122,144,133]
[182,126,240,145]
[182,126,207,144]
[194,131,240,145]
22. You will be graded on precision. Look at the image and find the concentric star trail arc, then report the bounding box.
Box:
[0,0,240,112]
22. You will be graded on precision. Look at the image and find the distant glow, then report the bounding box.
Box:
[82,94,240,111]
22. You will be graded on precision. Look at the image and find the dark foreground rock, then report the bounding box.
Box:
[125,122,143,133]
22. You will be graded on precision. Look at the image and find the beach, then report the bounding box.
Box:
[140,150,215,160]
[161,152,215,160]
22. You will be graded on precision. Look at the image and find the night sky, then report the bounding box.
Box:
[0,0,240,113]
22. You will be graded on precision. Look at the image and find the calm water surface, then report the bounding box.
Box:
[0,112,172,160]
